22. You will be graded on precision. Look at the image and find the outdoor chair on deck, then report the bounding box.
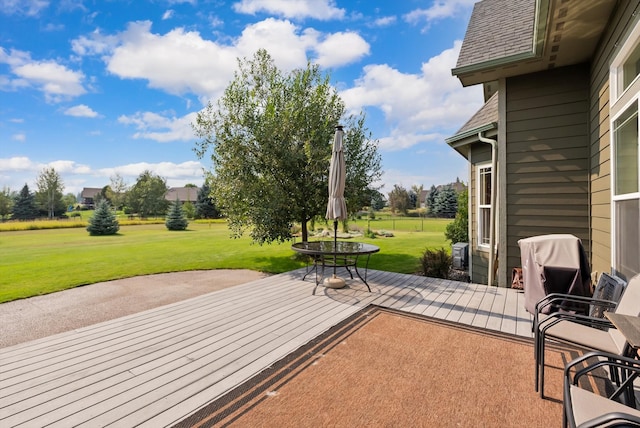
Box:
[534,274,639,397]
[563,351,640,428]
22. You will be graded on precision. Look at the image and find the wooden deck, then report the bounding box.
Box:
[0,269,532,427]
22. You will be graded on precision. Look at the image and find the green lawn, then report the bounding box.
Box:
[0,220,451,303]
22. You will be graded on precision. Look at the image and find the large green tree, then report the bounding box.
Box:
[388,184,410,215]
[109,173,128,212]
[12,184,39,220]
[0,186,14,220]
[432,185,458,218]
[126,170,169,218]
[35,167,65,218]
[193,49,381,243]
[194,182,219,219]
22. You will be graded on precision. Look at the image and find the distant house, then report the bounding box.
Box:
[446,0,639,286]
[80,188,101,209]
[165,187,199,204]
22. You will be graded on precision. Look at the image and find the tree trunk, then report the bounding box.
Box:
[301,219,308,242]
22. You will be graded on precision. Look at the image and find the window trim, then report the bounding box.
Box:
[477,163,492,249]
[611,17,640,101]
[610,20,640,279]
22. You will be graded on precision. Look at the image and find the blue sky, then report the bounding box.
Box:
[0,0,483,197]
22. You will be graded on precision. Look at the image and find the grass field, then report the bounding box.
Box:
[0,219,452,303]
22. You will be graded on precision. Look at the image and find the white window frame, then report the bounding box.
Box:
[477,163,492,249]
[612,17,640,101]
[610,18,640,279]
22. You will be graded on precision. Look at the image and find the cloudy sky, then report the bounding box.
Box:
[0,0,483,197]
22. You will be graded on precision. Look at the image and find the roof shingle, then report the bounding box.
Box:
[455,0,536,69]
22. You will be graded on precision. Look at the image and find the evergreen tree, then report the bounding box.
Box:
[12,184,39,220]
[87,200,120,236]
[195,182,219,219]
[165,198,188,231]
[432,186,458,218]
[426,185,438,216]
[445,188,469,243]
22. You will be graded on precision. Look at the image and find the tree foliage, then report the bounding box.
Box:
[387,184,410,215]
[445,188,469,243]
[86,200,120,235]
[432,186,458,218]
[126,170,169,217]
[12,184,39,220]
[193,49,381,243]
[35,167,65,218]
[426,185,438,216]
[109,173,128,211]
[165,198,189,230]
[0,187,14,220]
[195,182,219,219]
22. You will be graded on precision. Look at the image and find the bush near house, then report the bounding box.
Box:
[419,247,451,279]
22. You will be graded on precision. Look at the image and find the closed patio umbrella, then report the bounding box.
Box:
[325,125,347,288]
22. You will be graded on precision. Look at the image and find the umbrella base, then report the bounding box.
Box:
[324,275,346,289]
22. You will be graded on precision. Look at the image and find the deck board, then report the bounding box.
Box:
[0,269,534,427]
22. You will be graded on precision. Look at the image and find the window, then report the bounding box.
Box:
[614,19,640,98]
[619,42,640,96]
[612,103,640,279]
[478,164,492,247]
[611,21,640,280]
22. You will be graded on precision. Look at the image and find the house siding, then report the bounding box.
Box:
[588,1,638,278]
[504,64,591,284]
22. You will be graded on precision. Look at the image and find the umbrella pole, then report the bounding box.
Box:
[333,219,338,276]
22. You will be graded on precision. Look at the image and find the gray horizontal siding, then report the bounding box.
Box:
[504,64,591,280]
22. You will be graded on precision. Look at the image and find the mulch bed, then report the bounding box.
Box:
[174,306,593,427]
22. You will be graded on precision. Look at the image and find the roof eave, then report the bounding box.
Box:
[446,122,498,147]
[452,0,550,84]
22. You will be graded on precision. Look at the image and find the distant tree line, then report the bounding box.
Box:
[387,178,466,219]
[0,168,220,221]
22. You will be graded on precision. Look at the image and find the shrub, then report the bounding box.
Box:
[445,188,468,243]
[86,200,120,236]
[419,247,451,279]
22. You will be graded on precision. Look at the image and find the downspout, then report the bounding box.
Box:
[478,132,497,286]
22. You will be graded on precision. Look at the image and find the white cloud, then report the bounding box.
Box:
[12,133,26,141]
[404,0,476,26]
[118,110,198,142]
[0,0,49,16]
[0,47,86,102]
[0,156,33,171]
[162,9,174,20]
[313,31,370,68]
[64,104,99,118]
[370,16,397,27]
[98,161,205,185]
[74,19,368,102]
[340,41,482,151]
[233,0,345,20]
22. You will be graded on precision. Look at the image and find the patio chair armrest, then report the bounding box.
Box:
[565,350,640,379]
[535,293,616,314]
[533,295,616,332]
[534,308,615,333]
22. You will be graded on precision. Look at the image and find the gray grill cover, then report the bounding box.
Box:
[518,234,591,314]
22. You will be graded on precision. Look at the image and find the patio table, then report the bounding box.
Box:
[291,241,379,294]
